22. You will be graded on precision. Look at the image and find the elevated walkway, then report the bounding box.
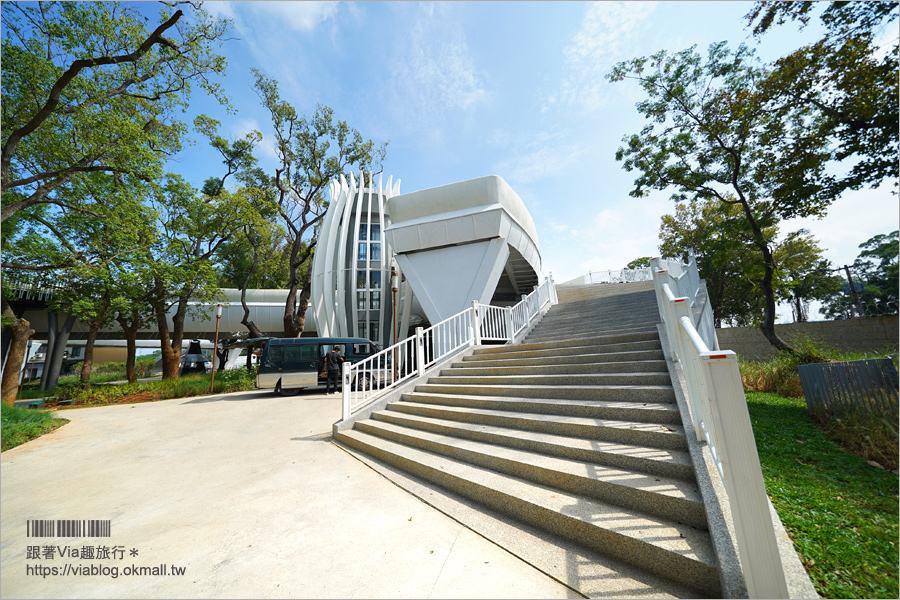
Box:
[335,283,725,597]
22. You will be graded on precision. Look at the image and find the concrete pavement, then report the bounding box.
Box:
[1,388,578,599]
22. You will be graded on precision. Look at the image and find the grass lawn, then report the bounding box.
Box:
[746,391,899,599]
[1,403,69,452]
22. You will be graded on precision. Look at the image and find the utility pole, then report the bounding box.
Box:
[841,265,865,319]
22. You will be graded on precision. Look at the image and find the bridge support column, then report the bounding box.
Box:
[41,311,75,390]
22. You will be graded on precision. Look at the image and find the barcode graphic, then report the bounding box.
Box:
[26,520,111,538]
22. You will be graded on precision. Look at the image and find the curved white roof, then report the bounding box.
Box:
[388,175,538,247]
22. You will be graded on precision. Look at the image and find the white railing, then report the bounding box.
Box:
[585,267,652,284]
[342,275,557,420]
[651,254,789,599]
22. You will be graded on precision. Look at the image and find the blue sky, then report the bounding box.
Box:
[165,1,897,321]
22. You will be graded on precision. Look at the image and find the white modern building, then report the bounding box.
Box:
[309,172,541,347]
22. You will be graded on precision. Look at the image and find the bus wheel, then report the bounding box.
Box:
[275,380,299,396]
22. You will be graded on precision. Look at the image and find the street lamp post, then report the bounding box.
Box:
[210,304,223,393]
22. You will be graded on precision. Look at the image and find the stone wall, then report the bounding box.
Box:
[716,316,899,361]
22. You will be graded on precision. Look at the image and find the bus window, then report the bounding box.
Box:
[353,343,373,355]
[320,344,346,358]
[266,345,284,368]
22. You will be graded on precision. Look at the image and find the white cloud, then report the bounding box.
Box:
[545,1,658,113]
[387,4,489,142]
[208,1,338,33]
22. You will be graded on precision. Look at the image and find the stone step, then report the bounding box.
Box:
[441,361,668,377]
[471,339,662,360]
[491,330,662,353]
[354,418,708,529]
[400,391,681,424]
[413,382,676,404]
[368,409,696,481]
[525,325,660,344]
[388,400,687,450]
[427,371,673,387]
[460,348,665,367]
[335,429,720,597]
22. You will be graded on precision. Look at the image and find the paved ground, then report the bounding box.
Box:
[1,388,578,599]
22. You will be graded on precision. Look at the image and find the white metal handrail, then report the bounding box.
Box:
[650,256,788,599]
[342,275,557,420]
[585,267,652,284]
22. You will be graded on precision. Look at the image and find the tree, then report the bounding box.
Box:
[659,198,774,327]
[745,2,899,194]
[250,71,387,337]
[855,230,899,313]
[1,1,231,222]
[625,257,652,269]
[608,42,834,353]
[771,230,843,323]
[144,175,258,378]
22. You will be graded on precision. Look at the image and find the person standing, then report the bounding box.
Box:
[325,346,345,394]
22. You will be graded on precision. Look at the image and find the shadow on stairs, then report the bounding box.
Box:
[334,284,724,598]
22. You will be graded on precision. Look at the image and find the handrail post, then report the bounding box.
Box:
[415,326,426,377]
[702,352,789,599]
[472,301,482,345]
[504,306,514,342]
[341,362,351,420]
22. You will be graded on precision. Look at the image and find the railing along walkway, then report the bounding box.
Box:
[341,276,558,420]
[651,252,788,599]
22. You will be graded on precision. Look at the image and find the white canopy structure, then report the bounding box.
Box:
[385,175,541,324]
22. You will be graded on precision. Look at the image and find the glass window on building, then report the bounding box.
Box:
[357,242,367,261]
[370,291,381,310]
[357,322,366,338]
[370,270,382,288]
[370,322,380,343]
[356,271,367,289]
[358,223,367,241]
[357,291,367,311]
[370,243,381,261]
[370,223,381,241]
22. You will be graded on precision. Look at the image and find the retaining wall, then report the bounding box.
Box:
[716,316,899,361]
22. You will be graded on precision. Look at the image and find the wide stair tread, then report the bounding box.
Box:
[460,349,665,367]
[429,372,672,387]
[388,399,688,450]
[355,417,707,526]
[336,428,720,597]
[414,382,676,403]
[368,408,696,481]
[442,361,668,376]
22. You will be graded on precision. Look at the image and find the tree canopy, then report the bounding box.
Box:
[745,1,899,194]
[608,42,836,352]
[1,1,231,223]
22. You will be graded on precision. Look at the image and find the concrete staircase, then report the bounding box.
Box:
[335,283,722,598]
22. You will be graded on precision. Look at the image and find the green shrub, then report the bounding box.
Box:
[1,403,68,452]
[739,335,897,398]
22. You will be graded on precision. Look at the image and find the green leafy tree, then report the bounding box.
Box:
[772,230,844,322]
[825,230,900,318]
[608,42,834,353]
[144,175,260,378]
[745,1,899,194]
[659,198,773,327]
[625,257,652,269]
[1,1,231,222]
[250,70,387,337]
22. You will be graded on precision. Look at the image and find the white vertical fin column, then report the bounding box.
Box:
[376,172,388,346]
[336,173,357,338]
[364,171,374,342]
[348,172,364,338]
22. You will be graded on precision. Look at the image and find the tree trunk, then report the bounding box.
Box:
[80,295,111,385]
[240,242,266,339]
[757,242,794,353]
[736,199,795,354]
[80,325,100,385]
[1,299,34,405]
[116,316,140,383]
[153,303,179,379]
